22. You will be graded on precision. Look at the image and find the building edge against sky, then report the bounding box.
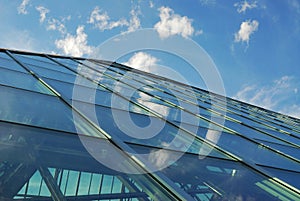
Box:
[0,48,299,200]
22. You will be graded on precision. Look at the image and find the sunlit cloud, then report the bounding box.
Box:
[234,1,257,14]
[88,6,128,31]
[154,6,196,39]
[36,6,49,23]
[126,6,141,33]
[46,18,67,34]
[234,76,300,118]
[234,19,259,45]
[17,0,30,15]
[55,25,93,57]
[123,52,159,72]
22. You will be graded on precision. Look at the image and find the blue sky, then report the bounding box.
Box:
[1,0,300,118]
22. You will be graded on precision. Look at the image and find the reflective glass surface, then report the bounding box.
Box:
[1,50,299,200]
[0,67,53,95]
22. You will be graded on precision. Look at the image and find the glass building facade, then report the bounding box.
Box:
[0,48,299,201]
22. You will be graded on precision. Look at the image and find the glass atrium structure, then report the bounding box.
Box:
[0,48,299,201]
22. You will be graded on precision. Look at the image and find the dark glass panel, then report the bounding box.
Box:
[260,166,300,190]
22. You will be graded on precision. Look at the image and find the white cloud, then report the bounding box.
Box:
[154,6,195,39]
[47,18,66,34]
[234,76,300,118]
[55,26,93,57]
[17,0,30,14]
[123,52,159,72]
[36,6,49,23]
[234,1,257,13]
[234,19,259,44]
[88,6,128,31]
[126,6,141,33]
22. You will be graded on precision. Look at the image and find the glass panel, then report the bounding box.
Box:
[256,127,300,145]
[0,85,104,137]
[29,64,77,83]
[0,52,27,73]
[260,166,300,190]
[254,139,300,160]
[13,54,73,74]
[73,100,231,160]
[0,121,180,200]
[0,67,53,95]
[224,119,292,146]
[131,144,300,201]
[183,124,300,172]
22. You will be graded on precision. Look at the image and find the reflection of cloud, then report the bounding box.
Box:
[234,19,259,45]
[17,0,30,15]
[234,1,257,14]
[234,76,300,118]
[137,92,170,117]
[154,6,195,39]
[36,6,49,23]
[55,26,93,57]
[148,149,181,168]
[123,52,159,72]
[199,130,221,159]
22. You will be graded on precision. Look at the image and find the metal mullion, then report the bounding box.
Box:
[75,171,81,196]
[87,173,93,195]
[98,174,104,194]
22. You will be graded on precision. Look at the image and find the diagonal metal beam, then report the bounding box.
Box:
[38,166,66,201]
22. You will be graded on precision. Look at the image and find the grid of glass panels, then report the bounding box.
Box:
[0,49,299,200]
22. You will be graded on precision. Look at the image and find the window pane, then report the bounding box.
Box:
[0,121,179,200]
[0,85,103,136]
[73,100,231,159]
[13,54,73,74]
[0,67,53,95]
[130,144,300,201]
[0,52,27,73]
